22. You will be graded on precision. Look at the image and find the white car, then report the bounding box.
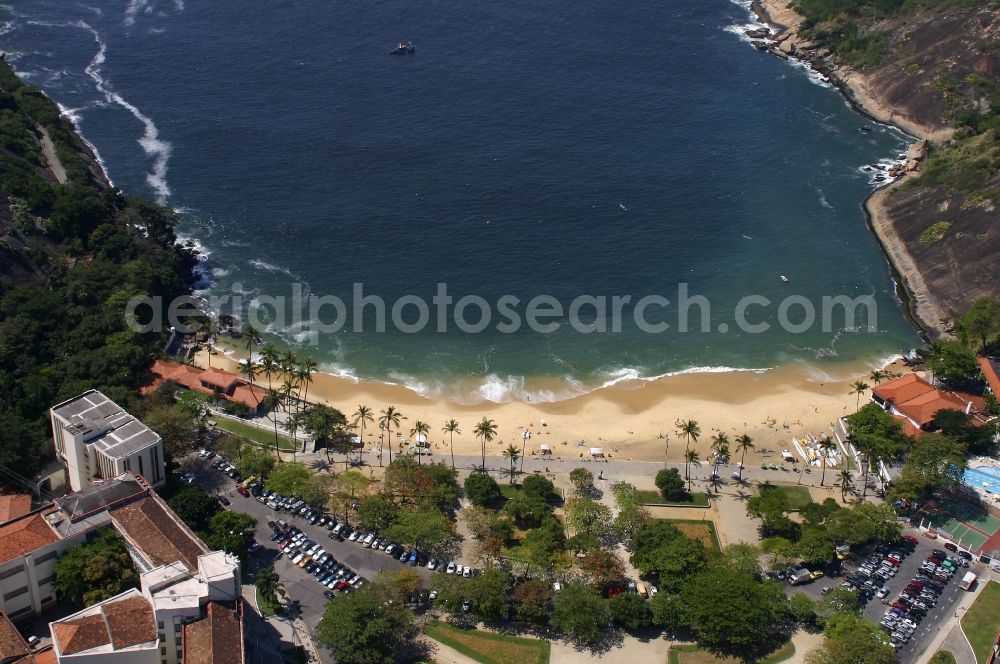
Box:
[876,586,889,598]
[446,561,456,574]
[363,534,375,547]
[463,567,472,578]
[291,553,305,565]
[348,530,361,542]
[454,564,464,576]
[427,559,438,570]
[385,544,396,556]
[553,582,562,592]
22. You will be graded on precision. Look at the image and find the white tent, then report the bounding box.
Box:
[415,433,428,443]
[539,443,551,454]
[589,447,605,457]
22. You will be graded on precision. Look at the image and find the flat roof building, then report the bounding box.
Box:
[50,391,165,492]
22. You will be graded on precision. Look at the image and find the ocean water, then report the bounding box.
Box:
[2,0,921,403]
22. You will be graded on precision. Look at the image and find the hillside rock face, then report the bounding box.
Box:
[756,0,1000,338]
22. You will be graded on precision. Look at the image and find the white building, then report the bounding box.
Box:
[0,507,73,622]
[50,390,165,492]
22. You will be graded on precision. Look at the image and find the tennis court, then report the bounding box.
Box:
[921,496,1000,552]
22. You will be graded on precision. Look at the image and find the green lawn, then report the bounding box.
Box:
[758,484,813,510]
[214,417,297,450]
[425,621,549,664]
[961,581,1000,663]
[929,651,957,664]
[635,489,710,507]
[668,641,794,664]
[255,587,278,617]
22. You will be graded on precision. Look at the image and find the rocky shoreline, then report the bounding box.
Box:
[746,0,949,340]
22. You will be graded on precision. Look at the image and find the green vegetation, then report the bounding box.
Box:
[929,652,957,664]
[0,60,197,481]
[424,621,550,664]
[254,566,281,617]
[636,488,711,506]
[214,416,296,450]
[54,529,138,607]
[265,461,331,506]
[920,220,952,245]
[961,581,1000,664]
[759,484,814,510]
[668,641,795,664]
[314,584,418,664]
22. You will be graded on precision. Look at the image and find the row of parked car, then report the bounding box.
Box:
[271,522,365,599]
[879,545,960,649]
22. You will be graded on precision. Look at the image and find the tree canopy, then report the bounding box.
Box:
[315,585,418,664]
[55,529,138,606]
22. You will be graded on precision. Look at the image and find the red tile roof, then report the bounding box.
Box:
[979,356,1000,396]
[0,612,30,662]
[0,495,33,524]
[183,602,244,664]
[142,360,263,410]
[0,510,60,565]
[110,494,209,570]
[52,592,156,656]
[872,373,988,429]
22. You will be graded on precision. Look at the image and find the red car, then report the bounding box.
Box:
[334,581,351,591]
[237,486,250,497]
[903,535,918,544]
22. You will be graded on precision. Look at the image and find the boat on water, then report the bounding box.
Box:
[390,41,415,54]
[780,275,789,283]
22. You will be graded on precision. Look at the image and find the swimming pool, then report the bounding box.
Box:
[962,465,1000,495]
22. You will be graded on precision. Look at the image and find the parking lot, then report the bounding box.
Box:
[786,528,980,663]
[180,453,431,629]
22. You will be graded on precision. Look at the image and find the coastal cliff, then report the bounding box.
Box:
[751,0,1000,339]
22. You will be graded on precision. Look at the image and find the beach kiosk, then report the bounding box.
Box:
[782,449,797,463]
[589,447,605,458]
[539,443,552,456]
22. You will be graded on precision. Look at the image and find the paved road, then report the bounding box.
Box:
[181,454,431,629]
[830,531,977,664]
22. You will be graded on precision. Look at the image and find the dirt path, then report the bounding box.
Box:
[37,126,67,184]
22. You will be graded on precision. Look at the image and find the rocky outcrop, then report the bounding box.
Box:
[752,0,1000,338]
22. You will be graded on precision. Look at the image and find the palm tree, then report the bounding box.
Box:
[684,450,701,492]
[287,411,303,460]
[839,469,854,502]
[378,406,403,466]
[818,437,835,486]
[280,377,298,414]
[850,380,870,413]
[259,347,280,391]
[710,432,730,493]
[353,405,374,466]
[735,433,754,483]
[502,444,520,484]
[296,356,318,413]
[244,328,263,359]
[410,420,430,465]
[255,566,282,609]
[473,417,498,472]
[678,420,701,482]
[238,358,263,411]
[442,419,461,469]
[869,369,887,386]
[263,389,284,462]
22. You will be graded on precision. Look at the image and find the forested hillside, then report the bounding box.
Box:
[0,60,196,481]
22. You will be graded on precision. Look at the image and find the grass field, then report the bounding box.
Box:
[255,587,278,618]
[961,581,1000,663]
[214,417,298,450]
[929,651,957,664]
[668,641,794,664]
[660,519,721,552]
[759,484,813,510]
[424,621,549,664]
[635,490,710,507]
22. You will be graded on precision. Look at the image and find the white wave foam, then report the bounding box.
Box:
[599,365,772,389]
[249,258,299,279]
[76,20,172,201]
[124,0,150,27]
[54,100,115,186]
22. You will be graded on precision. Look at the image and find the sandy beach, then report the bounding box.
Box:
[196,344,910,464]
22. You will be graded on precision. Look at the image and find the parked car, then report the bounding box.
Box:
[446,561,456,574]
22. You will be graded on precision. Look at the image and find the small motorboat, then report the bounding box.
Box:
[860,125,873,132]
[780,275,789,283]
[390,41,415,54]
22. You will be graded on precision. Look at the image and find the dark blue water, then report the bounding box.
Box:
[2,0,920,402]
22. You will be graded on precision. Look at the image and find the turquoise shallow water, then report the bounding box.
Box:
[2,0,921,402]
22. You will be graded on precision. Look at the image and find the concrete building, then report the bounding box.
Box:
[50,391,165,492]
[0,508,67,622]
[43,475,244,664]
